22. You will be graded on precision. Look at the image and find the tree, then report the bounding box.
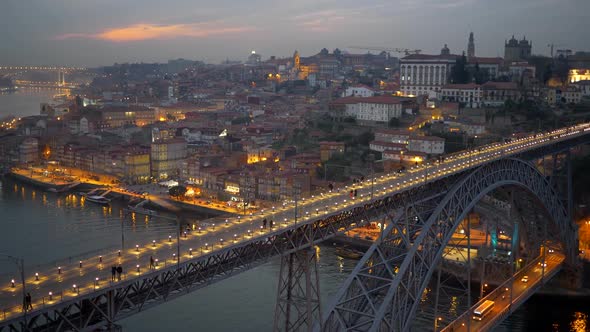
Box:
[333,48,342,59]
[388,117,401,128]
[356,131,375,146]
[320,48,329,56]
[450,53,470,84]
[169,185,187,197]
[472,62,490,84]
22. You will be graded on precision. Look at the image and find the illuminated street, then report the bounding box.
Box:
[442,252,566,332]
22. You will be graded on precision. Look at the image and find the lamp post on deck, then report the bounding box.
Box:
[1,254,27,330]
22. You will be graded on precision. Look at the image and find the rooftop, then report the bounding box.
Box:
[331,96,408,105]
[442,83,481,90]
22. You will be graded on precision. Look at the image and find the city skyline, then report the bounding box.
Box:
[2,0,590,66]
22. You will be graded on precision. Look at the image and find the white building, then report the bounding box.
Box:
[467,57,503,80]
[369,141,407,153]
[374,129,411,144]
[342,85,376,98]
[438,83,482,108]
[547,86,582,105]
[408,136,445,155]
[400,49,458,98]
[572,80,590,97]
[508,62,536,80]
[335,96,403,123]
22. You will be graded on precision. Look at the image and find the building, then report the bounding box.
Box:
[547,86,582,105]
[467,32,475,60]
[400,48,459,97]
[19,137,38,164]
[319,141,345,162]
[572,80,590,97]
[467,57,503,80]
[481,81,520,107]
[247,51,262,65]
[504,36,532,61]
[369,141,406,153]
[331,96,403,124]
[439,83,482,108]
[374,129,411,144]
[383,149,427,164]
[508,62,536,80]
[123,148,151,184]
[151,138,188,179]
[569,69,590,83]
[408,136,445,155]
[98,106,156,128]
[342,85,375,98]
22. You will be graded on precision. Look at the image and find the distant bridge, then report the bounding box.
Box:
[0,66,87,72]
[13,80,81,89]
[0,124,588,331]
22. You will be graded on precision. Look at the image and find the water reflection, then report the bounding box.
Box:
[570,312,587,332]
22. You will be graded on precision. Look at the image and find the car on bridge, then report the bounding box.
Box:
[521,275,529,283]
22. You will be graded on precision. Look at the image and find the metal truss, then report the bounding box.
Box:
[0,169,455,332]
[273,249,322,332]
[321,158,576,332]
[3,133,587,331]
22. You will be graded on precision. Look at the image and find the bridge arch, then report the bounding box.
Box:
[323,158,577,332]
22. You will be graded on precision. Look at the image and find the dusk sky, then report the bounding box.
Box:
[2,0,589,67]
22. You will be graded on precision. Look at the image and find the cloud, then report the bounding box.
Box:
[55,23,254,42]
[293,10,347,32]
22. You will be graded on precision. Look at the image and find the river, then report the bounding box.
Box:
[0,90,588,331]
[0,88,71,118]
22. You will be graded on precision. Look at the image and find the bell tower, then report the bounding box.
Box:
[467,32,475,59]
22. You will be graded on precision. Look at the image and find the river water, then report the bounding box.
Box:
[0,90,588,331]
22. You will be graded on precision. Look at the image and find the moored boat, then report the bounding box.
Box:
[86,195,111,205]
[335,247,363,260]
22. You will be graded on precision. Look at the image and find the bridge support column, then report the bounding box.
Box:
[273,248,321,332]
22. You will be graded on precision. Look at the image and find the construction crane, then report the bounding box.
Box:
[547,43,565,58]
[348,46,422,56]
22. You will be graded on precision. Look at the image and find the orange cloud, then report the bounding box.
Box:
[56,23,253,42]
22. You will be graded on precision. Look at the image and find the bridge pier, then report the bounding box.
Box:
[273,248,321,332]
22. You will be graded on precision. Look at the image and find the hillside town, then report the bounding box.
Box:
[2,33,590,210]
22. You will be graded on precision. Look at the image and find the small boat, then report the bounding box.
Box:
[86,195,111,205]
[128,205,158,217]
[335,247,363,260]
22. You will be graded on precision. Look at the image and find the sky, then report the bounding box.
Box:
[1,0,589,67]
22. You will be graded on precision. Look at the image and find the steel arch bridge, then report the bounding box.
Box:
[1,124,588,332]
[321,158,576,332]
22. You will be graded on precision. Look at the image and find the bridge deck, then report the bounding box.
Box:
[0,124,588,326]
[442,252,565,332]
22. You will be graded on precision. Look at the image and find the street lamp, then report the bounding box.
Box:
[1,253,27,328]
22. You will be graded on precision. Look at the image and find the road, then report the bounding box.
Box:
[0,123,588,322]
[443,252,565,332]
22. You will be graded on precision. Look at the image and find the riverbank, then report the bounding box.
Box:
[6,169,233,216]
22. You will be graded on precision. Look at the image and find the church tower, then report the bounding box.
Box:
[293,50,300,70]
[467,32,475,59]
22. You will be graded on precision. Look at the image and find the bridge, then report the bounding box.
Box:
[0,67,87,72]
[0,124,588,331]
[12,80,81,89]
